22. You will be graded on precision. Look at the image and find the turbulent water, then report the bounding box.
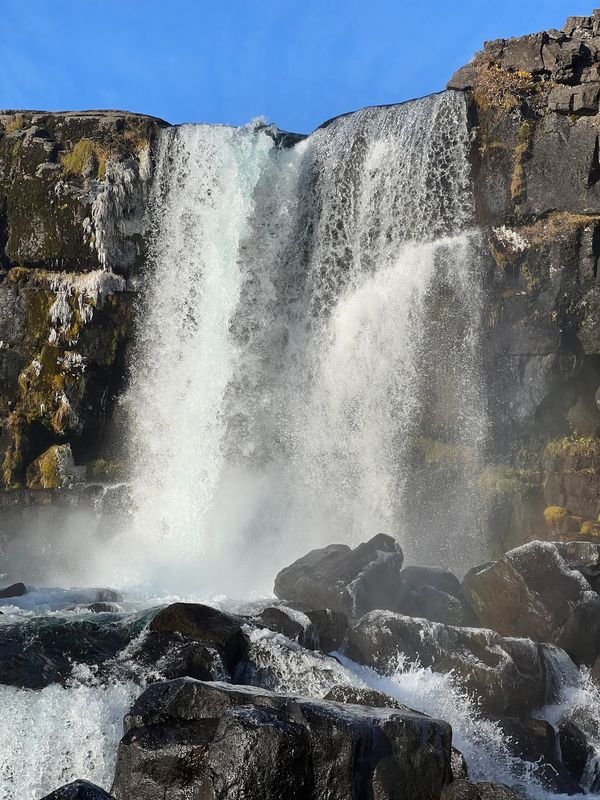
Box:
[110,90,489,594]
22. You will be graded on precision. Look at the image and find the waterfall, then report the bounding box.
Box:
[120,91,488,594]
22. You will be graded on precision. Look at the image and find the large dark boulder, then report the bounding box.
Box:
[149,602,248,673]
[0,580,27,598]
[0,612,145,689]
[274,533,404,616]
[400,565,461,597]
[113,678,453,800]
[345,611,575,716]
[40,780,115,800]
[462,541,600,664]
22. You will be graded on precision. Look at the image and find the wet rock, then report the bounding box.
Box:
[399,565,461,597]
[462,541,600,664]
[345,611,571,716]
[40,780,116,800]
[399,584,478,626]
[323,684,411,711]
[0,580,27,598]
[274,533,404,616]
[498,717,581,794]
[87,602,122,613]
[0,612,144,689]
[304,607,348,651]
[441,781,519,799]
[559,719,591,785]
[114,678,453,800]
[26,444,85,489]
[149,602,248,673]
[256,606,319,649]
[128,630,229,682]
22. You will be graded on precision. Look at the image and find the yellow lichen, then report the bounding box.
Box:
[473,64,536,112]
[61,139,109,179]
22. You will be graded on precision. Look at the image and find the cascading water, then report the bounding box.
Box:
[117,90,488,594]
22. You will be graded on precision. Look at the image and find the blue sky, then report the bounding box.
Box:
[0,1,591,132]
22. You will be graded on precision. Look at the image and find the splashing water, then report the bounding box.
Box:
[101,91,489,595]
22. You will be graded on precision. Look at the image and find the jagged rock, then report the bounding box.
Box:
[462,541,600,664]
[0,580,27,598]
[40,780,116,800]
[149,603,248,673]
[113,678,453,800]
[345,610,573,716]
[441,781,519,799]
[273,533,404,616]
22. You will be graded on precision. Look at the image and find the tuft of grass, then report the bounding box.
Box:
[61,139,109,179]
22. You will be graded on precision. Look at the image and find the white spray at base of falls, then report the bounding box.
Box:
[113,92,488,595]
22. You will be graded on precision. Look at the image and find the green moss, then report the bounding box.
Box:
[545,435,599,459]
[88,458,124,481]
[4,114,25,134]
[61,139,109,179]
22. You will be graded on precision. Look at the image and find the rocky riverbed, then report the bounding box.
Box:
[2,533,600,799]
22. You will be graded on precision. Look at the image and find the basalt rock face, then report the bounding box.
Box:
[445,11,600,553]
[113,678,453,800]
[0,110,167,498]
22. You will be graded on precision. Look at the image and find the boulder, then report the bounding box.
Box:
[113,678,453,800]
[40,781,116,800]
[440,782,519,799]
[149,602,248,673]
[399,584,478,626]
[498,717,581,794]
[304,607,348,651]
[399,565,461,597]
[462,541,600,664]
[0,580,27,598]
[255,606,319,650]
[26,444,84,489]
[274,533,404,616]
[345,611,573,716]
[559,719,592,786]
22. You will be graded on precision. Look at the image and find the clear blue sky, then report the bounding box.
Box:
[0,1,591,133]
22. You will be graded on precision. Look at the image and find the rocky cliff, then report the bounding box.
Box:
[0,110,166,491]
[4,12,600,555]
[447,10,600,550]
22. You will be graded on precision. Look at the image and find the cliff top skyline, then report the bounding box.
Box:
[0,0,590,133]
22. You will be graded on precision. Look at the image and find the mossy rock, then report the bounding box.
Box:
[26,443,83,489]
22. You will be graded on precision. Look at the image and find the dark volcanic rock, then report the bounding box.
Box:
[256,606,319,649]
[462,541,600,664]
[345,611,573,716]
[0,612,144,689]
[113,678,453,800]
[400,584,479,626]
[40,781,116,800]
[400,565,461,597]
[149,602,248,673]
[305,607,348,651]
[559,719,592,786]
[0,580,27,598]
[498,717,581,794]
[441,781,519,800]
[274,533,404,616]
